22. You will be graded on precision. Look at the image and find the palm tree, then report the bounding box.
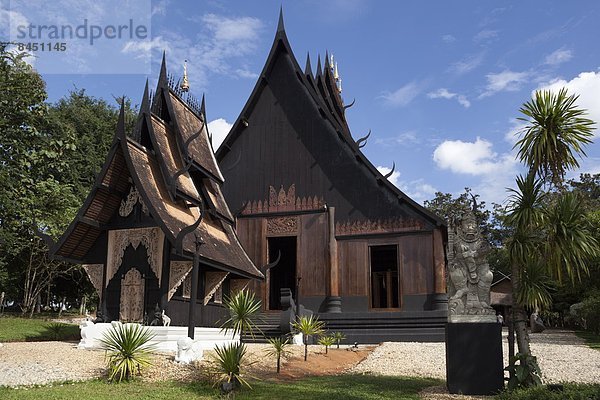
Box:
[506,88,598,386]
[515,88,594,187]
[221,289,262,343]
[291,315,324,361]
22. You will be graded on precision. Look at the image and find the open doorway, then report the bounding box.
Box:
[268,236,297,310]
[370,245,399,309]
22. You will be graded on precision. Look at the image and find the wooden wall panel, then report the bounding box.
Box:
[298,213,328,296]
[399,234,433,295]
[338,240,368,296]
[236,218,265,301]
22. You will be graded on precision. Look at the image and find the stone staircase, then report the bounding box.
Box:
[242,312,283,343]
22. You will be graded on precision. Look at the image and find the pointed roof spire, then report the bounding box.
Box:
[141,79,150,112]
[158,51,168,87]
[324,50,330,70]
[200,93,206,118]
[277,5,285,33]
[316,54,322,76]
[304,52,313,76]
[117,97,126,139]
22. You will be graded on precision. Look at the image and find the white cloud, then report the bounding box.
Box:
[427,88,471,108]
[544,48,573,65]
[442,34,456,43]
[376,166,401,187]
[379,81,422,107]
[433,138,521,204]
[123,13,263,89]
[208,118,232,150]
[401,179,438,205]
[448,52,484,75]
[374,131,420,147]
[473,29,498,43]
[504,118,528,145]
[151,0,169,16]
[480,70,530,97]
[433,137,516,175]
[537,71,600,135]
[376,166,437,205]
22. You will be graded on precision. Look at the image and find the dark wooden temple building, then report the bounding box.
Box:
[215,13,448,342]
[49,56,263,326]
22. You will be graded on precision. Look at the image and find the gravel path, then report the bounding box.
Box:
[0,341,106,387]
[351,329,600,384]
[0,329,598,388]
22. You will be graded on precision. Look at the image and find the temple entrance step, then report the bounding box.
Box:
[319,310,448,343]
[241,312,283,343]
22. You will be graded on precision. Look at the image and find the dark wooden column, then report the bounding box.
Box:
[321,206,341,313]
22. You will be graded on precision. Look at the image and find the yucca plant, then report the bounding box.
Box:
[99,323,156,382]
[45,322,69,340]
[318,334,335,354]
[221,289,262,343]
[211,342,252,392]
[265,336,291,373]
[291,314,324,361]
[332,331,346,349]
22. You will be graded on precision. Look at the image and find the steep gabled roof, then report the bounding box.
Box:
[51,66,262,280]
[216,10,445,229]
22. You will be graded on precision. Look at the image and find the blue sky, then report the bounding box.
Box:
[3,0,600,206]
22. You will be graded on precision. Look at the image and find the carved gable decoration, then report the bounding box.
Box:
[230,278,250,295]
[241,184,325,215]
[204,272,229,305]
[119,186,149,217]
[267,217,298,235]
[82,264,104,300]
[106,227,164,286]
[336,217,426,236]
[168,261,193,301]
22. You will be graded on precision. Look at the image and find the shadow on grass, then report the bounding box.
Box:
[24,323,80,342]
[575,330,600,350]
[181,374,443,400]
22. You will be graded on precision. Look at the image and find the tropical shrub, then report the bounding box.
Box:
[99,323,156,382]
[221,289,262,343]
[318,334,335,354]
[45,322,69,340]
[580,291,600,335]
[291,314,324,361]
[211,342,252,392]
[265,336,291,373]
[332,331,346,349]
[504,353,542,390]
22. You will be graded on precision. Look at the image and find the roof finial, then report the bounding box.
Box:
[334,62,342,93]
[180,59,189,92]
[277,5,285,32]
[330,53,335,72]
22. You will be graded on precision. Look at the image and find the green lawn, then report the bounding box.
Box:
[0,375,442,400]
[575,330,600,351]
[0,316,80,342]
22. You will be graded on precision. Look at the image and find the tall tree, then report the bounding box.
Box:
[507,88,598,385]
[516,88,594,187]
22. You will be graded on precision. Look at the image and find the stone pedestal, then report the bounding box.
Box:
[446,322,503,395]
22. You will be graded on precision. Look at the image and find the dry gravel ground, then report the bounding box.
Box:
[0,341,106,387]
[0,329,598,393]
[351,329,600,384]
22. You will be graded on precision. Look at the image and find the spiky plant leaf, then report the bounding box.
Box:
[99,323,156,382]
[221,289,262,342]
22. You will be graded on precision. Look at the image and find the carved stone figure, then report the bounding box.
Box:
[447,204,495,323]
[175,337,203,364]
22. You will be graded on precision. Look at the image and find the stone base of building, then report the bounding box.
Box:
[446,322,504,395]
